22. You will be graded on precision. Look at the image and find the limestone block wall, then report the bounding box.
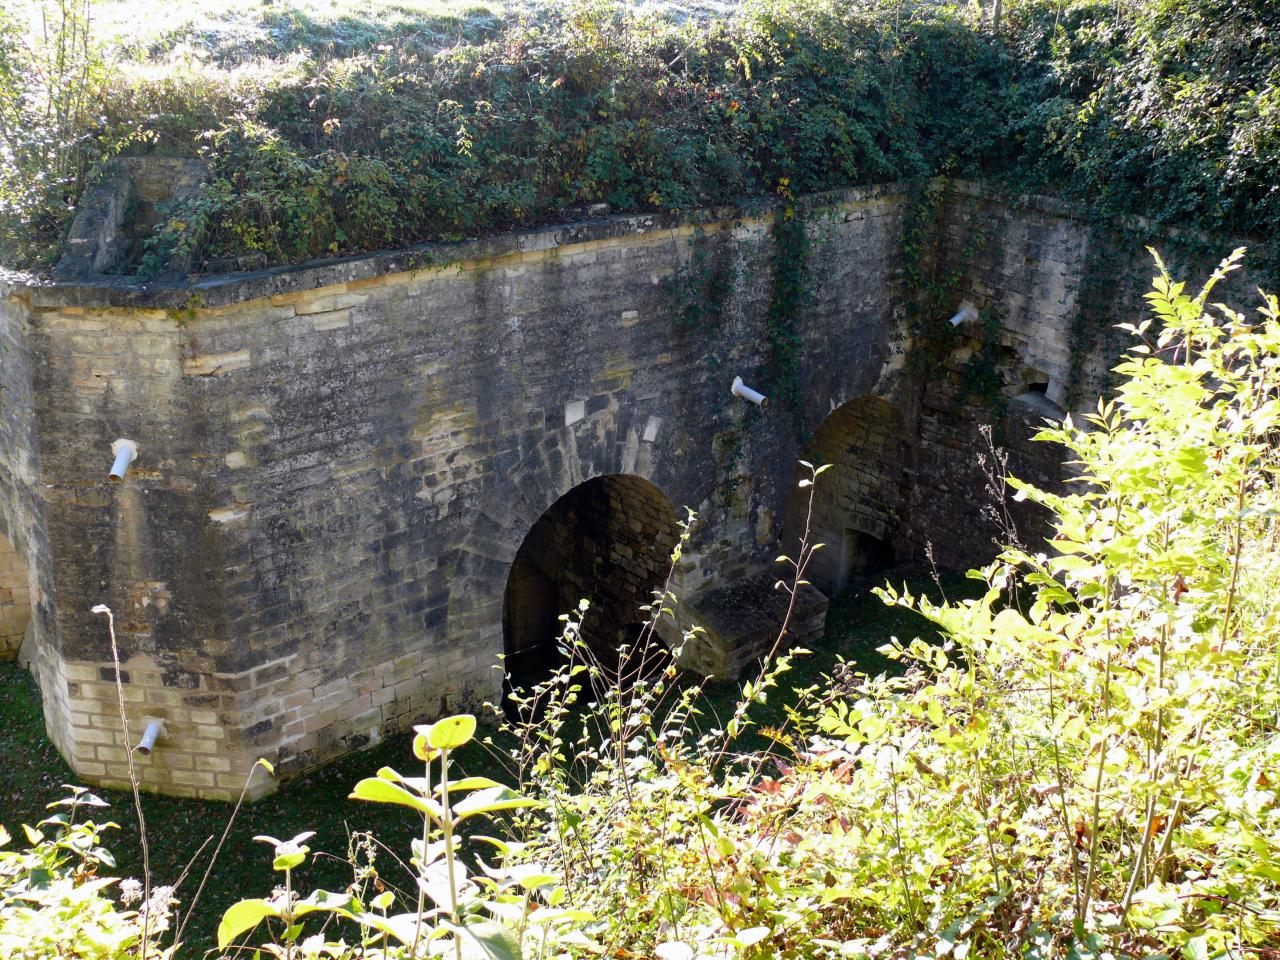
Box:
[903,183,1251,566]
[7,186,908,798]
[0,536,32,657]
[780,396,909,594]
[0,285,61,739]
[503,474,680,682]
[3,176,1233,799]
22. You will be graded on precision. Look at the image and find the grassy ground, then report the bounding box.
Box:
[8,0,507,71]
[0,567,977,956]
[12,0,734,60]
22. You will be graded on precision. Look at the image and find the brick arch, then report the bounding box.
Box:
[0,528,32,661]
[782,395,910,595]
[501,474,680,687]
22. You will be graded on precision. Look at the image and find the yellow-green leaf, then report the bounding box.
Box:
[350,777,444,819]
[426,715,477,750]
[217,898,277,949]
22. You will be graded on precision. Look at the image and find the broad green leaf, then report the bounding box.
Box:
[449,916,523,960]
[273,850,306,871]
[452,786,543,821]
[293,889,352,917]
[217,898,277,949]
[438,776,503,794]
[738,927,770,947]
[350,777,444,819]
[426,715,477,750]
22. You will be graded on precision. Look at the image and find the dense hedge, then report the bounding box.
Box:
[1004,0,1280,248]
[0,0,1276,274]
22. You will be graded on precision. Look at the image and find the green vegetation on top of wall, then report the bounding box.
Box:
[1,0,1277,278]
[3,0,1269,277]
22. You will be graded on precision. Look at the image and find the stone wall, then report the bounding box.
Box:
[6,185,910,798]
[0,284,62,745]
[1,177,1233,799]
[780,396,908,594]
[0,534,32,658]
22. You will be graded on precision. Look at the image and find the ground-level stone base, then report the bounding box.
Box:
[672,569,829,679]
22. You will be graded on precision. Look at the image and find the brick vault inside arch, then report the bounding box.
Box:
[0,529,32,661]
[501,474,680,689]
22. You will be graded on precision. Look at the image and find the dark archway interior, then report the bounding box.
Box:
[502,475,680,690]
[782,396,909,595]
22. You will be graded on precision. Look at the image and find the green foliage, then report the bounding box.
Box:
[670,228,736,338]
[159,0,1015,271]
[0,787,175,959]
[5,0,1276,277]
[1003,0,1280,270]
[0,0,121,267]
[1,0,1018,271]
[764,208,809,411]
[214,714,579,960]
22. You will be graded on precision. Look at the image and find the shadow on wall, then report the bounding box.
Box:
[501,474,680,690]
[781,396,909,596]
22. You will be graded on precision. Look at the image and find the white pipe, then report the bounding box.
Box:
[948,301,979,327]
[109,439,138,482]
[136,718,164,756]
[731,376,767,407]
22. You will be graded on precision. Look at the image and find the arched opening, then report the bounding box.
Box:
[502,475,680,690]
[0,531,32,661]
[783,396,909,595]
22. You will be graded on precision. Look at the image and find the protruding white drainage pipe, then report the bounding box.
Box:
[136,718,165,756]
[948,301,979,328]
[109,439,138,482]
[731,376,767,407]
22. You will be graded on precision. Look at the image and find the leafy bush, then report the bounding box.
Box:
[214,714,587,959]
[151,0,1013,270]
[4,0,1276,274]
[0,0,108,267]
[1004,0,1280,253]
[0,787,174,960]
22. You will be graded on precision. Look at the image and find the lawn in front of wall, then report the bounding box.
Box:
[0,567,977,956]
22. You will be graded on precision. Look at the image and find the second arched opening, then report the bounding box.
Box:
[782,396,909,595]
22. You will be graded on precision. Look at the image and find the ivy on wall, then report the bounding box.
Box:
[763,209,809,413]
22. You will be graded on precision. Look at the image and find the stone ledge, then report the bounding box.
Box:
[676,568,828,679]
[12,182,918,310]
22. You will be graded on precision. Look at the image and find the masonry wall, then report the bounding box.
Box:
[4,178,1230,799]
[903,183,1246,566]
[0,287,63,746]
[780,396,909,594]
[10,186,907,798]
[0,535,32,658]
[504,474,679,681]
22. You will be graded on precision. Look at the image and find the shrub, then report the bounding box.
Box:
[154,0,1012,271]
[0,787,175,960]
[5,0,1276,276]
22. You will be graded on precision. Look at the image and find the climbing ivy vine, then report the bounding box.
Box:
[763,209,809,414]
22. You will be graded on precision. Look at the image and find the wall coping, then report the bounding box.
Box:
[1,177,1243,311]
